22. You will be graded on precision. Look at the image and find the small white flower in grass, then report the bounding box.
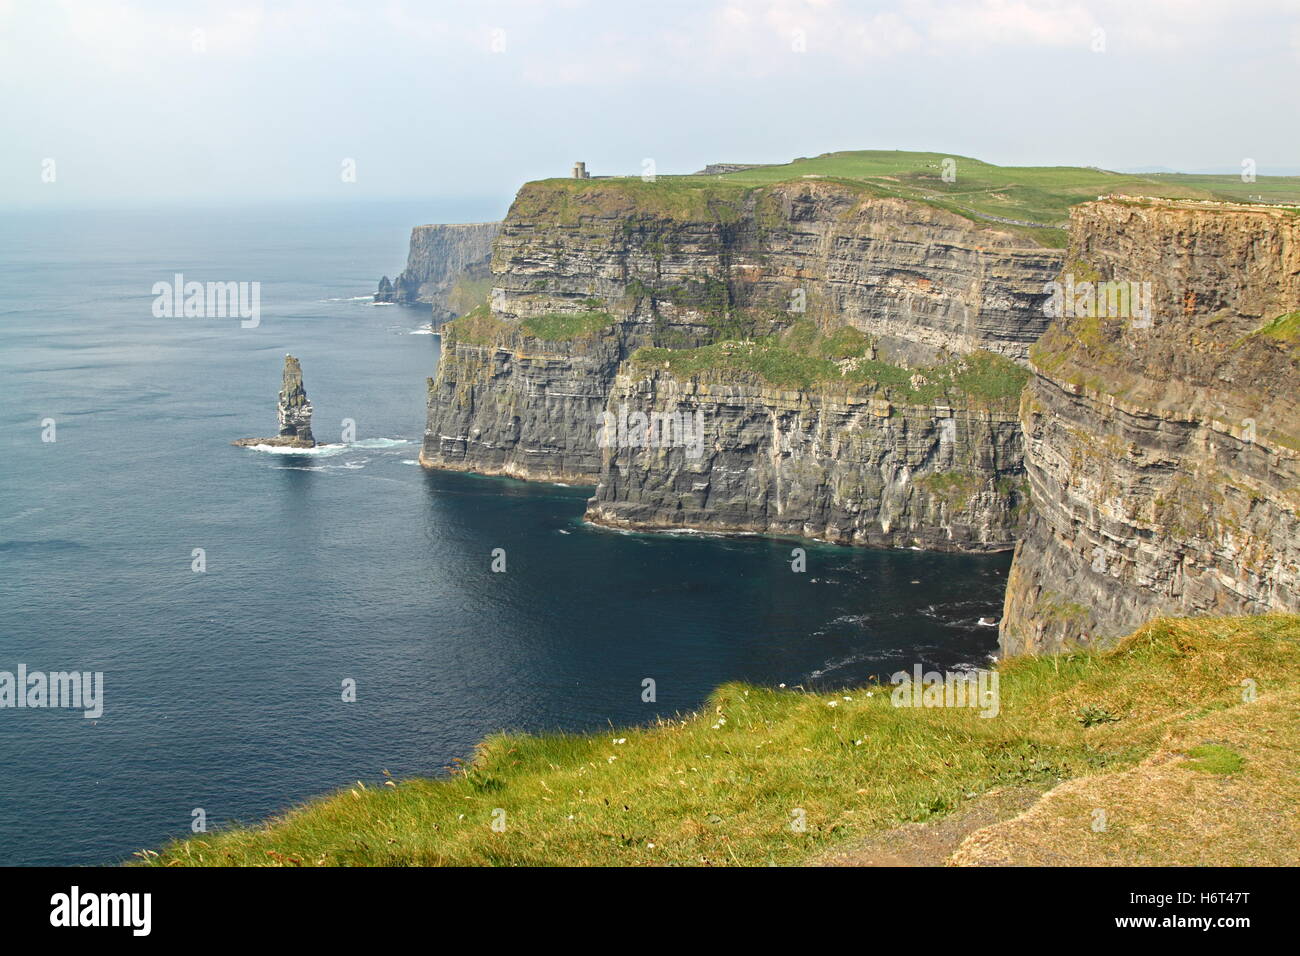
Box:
[866,691,874,697]
[826,700,838,707]
[607,755,617,763]
[843,696,852,701]
[854,739,863,746]
[612,738,627,745]
[779,683,786,688]
[647,842,655,848]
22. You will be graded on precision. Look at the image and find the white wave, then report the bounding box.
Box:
[240,437,413,459]
[407,325,436,335]
[350,438,413,449]
[243,442,350,457]
[807,652,873,681]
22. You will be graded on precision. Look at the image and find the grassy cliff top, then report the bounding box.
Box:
[140,614,1300,866]
[524,150,1300,231]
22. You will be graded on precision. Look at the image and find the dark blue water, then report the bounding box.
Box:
[0,203,1008,866]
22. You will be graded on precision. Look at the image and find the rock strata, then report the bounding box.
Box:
[585,367,1028,551]
[421,177,1061,504]
[379,222,500,321]
[999,198,1300,654]
[234,354,317,448]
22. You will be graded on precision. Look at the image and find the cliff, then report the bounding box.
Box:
[1000,198,1300,654]
[421,178,1059,529]
[585,347,1029,550]
[378,222,500,321]
[488,178,1063,364]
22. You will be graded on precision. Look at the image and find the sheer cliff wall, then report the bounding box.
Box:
[1000,198,1300,654]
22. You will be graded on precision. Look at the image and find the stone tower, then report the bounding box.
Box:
[277,354,315,445]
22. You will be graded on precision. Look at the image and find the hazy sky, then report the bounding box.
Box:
[4,0,1299,207]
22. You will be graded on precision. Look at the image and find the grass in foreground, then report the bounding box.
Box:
[142,615,1299,866]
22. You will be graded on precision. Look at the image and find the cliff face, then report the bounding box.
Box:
[1000,198,1300,655]
[421,326,628,483]
[490,179,1063,363]
[421,178,1060,505]
[381,222,500,320]
[586,366,1028,550]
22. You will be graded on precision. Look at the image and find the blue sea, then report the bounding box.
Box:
[0,201,1008,866]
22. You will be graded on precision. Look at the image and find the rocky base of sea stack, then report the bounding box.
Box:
[232,435,317,449]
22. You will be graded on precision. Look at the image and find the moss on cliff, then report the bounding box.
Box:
[1253,310,1300,344]
[511,177,751,224]
[629,333,1029,411]
[519,311,614,341]
[442,304,507,347]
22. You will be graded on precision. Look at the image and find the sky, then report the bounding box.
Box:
[3,0,1299,208]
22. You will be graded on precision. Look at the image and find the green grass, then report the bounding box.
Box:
[703,150,1300,226]
[514,151,1300,255]
[446,275,494,319]
[140,614,1300,866]
[441,304,506,346]
[519,311,614,341]
[1253,310,1300,344]
[511,177,752,224]
[629,325,1029,411]
[1183,743,1245,775]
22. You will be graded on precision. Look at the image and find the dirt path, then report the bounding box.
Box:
[814,687,1299,867]
[811,786,1046,867]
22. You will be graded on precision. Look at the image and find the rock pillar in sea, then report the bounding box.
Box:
[375,275,395,303]
[233,354,317,448]
[277,354,315,445]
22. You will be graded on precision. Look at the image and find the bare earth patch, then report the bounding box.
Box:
[950,687,1300,866]
[812,786,1046,866]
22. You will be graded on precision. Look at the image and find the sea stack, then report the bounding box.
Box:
[233,354,317,448]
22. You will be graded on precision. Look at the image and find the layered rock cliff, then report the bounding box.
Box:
[421,178,1061,521]
[1000,198,1300,654]
[379,222,500,321]
[487,178,1063,364]
[585,353,1029,550]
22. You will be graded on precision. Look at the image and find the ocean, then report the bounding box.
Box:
[0,201,1008,866]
